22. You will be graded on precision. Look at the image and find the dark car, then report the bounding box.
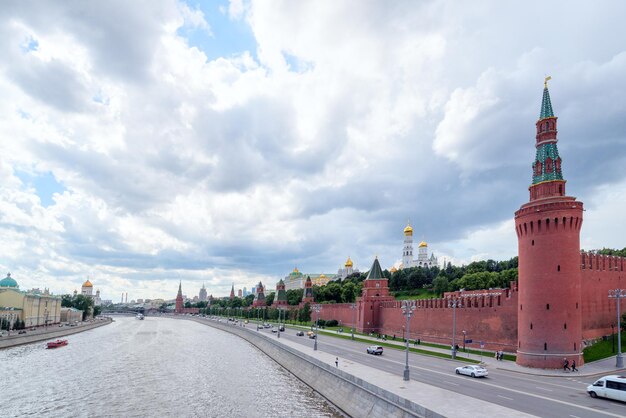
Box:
[18,330,27,334]
[296,331,304,336]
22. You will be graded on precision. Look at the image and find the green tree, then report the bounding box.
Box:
[433,276,449,296]
[265,293,275,306]
[341,282,357,303]
[286,289,303,305]
[298,303,311,323]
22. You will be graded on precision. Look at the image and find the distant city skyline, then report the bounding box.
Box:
[1,1,625,300]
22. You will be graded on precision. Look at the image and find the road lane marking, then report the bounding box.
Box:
[570,415,582,418]
[244,328,625,418]
[535,386,553,392]
[443,381,459,386]
[498,395,513,400]
[332,346,625,418]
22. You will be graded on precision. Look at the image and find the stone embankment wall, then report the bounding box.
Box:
[194,318,442,418]
[0,319,112,350]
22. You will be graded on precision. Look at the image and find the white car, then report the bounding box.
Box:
[455,365,488,378]
[366,345,384,355]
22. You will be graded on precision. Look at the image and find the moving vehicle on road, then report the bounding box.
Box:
[455,365,488,378]
[296,331,304,336]
[587,375,626,402]
[366,345,383,355]
[307,331,316,339]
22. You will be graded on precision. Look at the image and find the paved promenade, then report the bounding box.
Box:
[300,324,626,378]
[0,317,112,349]
[238,321,626,417]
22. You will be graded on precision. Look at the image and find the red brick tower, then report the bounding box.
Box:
[175,281,183,313]
[357,257,394,334]
[273,279,288,307]
[515,78,584,368]
[301,276,314,305]
[230,283,235,300]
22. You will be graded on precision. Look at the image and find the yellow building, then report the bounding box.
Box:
[0,273,62,327]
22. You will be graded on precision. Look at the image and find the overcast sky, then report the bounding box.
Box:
[1,1,625,301]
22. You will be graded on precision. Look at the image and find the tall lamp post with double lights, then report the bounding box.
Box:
[350,303,357,340]
[277,308,283,338]
[608,289,625,368]
[313,304,321,351]
[401,300,416,381]
[447,298,462,359]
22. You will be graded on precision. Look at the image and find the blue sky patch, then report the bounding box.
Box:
[180,0,257,62]
[20,36,39,53]
[15,170,66,207]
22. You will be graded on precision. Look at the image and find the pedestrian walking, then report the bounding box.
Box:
[335,357,339,367]
[495,351,498,360]
[571,360,578,372]
[563,358,570,372]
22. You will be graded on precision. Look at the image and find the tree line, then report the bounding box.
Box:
[61,294,101,320]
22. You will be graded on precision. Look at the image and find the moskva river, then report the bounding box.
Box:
[0,316,340,417]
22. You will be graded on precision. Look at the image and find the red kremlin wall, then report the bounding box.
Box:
[581,252,625,340]
[315,255,624,355]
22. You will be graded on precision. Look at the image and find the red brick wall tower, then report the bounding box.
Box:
[175,281,183,313]
[515,79,584,368]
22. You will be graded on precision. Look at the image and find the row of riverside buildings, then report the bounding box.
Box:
[178,82,624,369]
[0,276,100,328]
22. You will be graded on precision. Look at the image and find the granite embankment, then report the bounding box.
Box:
[192,318,443,418]
[0,318,112,349]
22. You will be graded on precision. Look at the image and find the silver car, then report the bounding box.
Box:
[455,365,488,378]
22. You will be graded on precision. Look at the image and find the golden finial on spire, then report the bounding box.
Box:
[544,75,552,88]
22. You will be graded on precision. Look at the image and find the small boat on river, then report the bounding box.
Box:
[47,339,68,349]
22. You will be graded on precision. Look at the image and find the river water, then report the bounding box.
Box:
[0,316,341,417]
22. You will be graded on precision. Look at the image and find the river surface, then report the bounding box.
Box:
[0,316,341,417]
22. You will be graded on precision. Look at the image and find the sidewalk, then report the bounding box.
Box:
[284,322,626,378]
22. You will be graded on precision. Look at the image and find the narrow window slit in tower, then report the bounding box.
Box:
[557,265,560,272]
[564,323,567,330]
[544,343,547,351]
[546,304,550,310]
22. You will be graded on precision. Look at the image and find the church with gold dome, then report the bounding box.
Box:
[283,266,339,291]
[80,279,101,306]
[399,222,438,269]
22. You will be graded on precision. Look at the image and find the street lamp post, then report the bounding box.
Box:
[313,304,321,351]
[256,308,260,331]
[401,300,416,381]
[608,289,625,368]
[448,298,462,359]
[277,308,282,338]
[350,303,357,340]
[462,330,467,352]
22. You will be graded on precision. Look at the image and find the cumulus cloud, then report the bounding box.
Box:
[0,0,625,300]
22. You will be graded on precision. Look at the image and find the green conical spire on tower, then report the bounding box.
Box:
[539,76,554,120]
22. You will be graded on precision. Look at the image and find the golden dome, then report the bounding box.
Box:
[403,224,413,235]
[390,266,398,273]
[345,257,353,268]
[82,279,93,288]
[419,241,427,248]
[319,274,326,278]
[293,267,299,273]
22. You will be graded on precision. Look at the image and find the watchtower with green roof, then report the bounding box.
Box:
[529,76,566,201]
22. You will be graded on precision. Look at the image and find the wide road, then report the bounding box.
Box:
[249,323,625,418]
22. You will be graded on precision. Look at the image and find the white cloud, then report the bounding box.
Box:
[0,1,625,302]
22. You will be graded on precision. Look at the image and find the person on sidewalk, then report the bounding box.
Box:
[335,357,339,367]
[571,360,578,372]
[563,358,570,372]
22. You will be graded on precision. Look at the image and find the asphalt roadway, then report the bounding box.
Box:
[249,322,626,418]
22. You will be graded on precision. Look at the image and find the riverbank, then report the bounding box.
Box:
[0,317,113,350]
